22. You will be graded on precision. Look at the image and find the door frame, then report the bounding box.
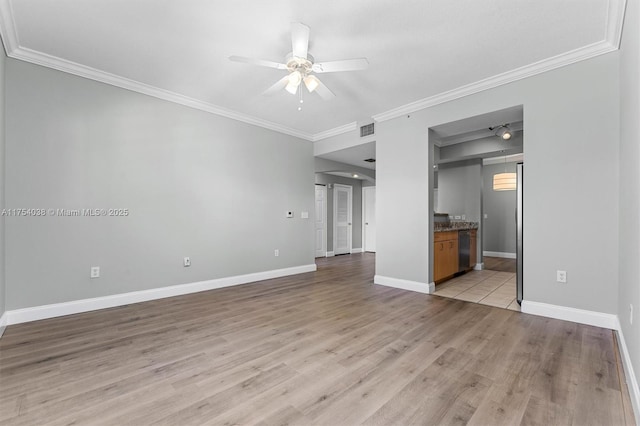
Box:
[333,183,353,255]
[315,184,327,257]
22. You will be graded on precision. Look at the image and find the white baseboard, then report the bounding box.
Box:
[4,264,317,326]
[326,251,335,257]
[374,275,434,294]
[483,251,516,259]
[615,322,640,423]
[474,262,484,271]
[351,248,363,254]
[521,300,619,330]
[0,311,7,338]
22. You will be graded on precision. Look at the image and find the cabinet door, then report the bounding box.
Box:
[434,242,446,281]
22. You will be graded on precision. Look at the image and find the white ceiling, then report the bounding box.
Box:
[317,141,376,170]
[0,0,624,141]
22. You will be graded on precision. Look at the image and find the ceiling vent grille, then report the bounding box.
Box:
[360,123,375,137]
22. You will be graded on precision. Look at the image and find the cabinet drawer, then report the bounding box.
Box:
[434,231,458,242]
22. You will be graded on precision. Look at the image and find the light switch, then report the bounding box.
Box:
[301,211,309,219]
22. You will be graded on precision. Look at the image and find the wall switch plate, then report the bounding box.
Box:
[630,304,634,325]
[183,257,191,267]
[556,270,567,283]
[286,211,293,218]
[461,215,466,220]
[90,266,100,278]
[301,211,309,219]
[484,213,488,219]
[274,249,279,257]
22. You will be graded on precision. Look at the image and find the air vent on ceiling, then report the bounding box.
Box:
[360,123,375,137]
[363,158,376,163]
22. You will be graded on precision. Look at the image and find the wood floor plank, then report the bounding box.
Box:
[0,253,634,425]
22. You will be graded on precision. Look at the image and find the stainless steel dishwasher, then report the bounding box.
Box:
[458,230,470,272]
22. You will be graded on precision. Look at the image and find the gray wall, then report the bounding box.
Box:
[5,58,315,310]
[314,173,363,251]
[482,162,517,254]
[0,49,5,321]
[376,52,619,315]
[436,161,482,262]
[619,0,640,411]
[437,161,482,222]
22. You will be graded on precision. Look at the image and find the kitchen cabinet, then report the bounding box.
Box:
[434,231,459,283]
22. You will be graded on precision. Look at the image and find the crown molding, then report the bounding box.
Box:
[311,121,357,141]
[9,47,316,141]
[0,0,626,141]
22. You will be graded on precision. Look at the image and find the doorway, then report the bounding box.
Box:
[429,106,523,311]
[333,184,353,255]
[315,185,327,257]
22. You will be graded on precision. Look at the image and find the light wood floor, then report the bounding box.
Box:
[0,254,635,425]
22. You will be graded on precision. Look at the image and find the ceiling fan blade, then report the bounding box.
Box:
[262,75,290,96]
[291,22,310,59]
[313,77,335,100]
[312,58,369,73]
[229,56,287,70]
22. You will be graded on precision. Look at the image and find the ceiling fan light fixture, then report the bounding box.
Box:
[303,75,319,93]
[285,71,302,94]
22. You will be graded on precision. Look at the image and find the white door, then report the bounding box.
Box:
[363,186,376,252]
[315,185,327,257]
[333,184,352,255]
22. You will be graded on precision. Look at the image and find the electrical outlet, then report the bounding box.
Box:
[90,266,100,279]
[556,270,567,283]
[183,257,191,267]
[274,249,279,257]
[461,215,466,220]
[631,304,634,325]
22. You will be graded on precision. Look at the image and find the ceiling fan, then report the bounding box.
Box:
[229,23,368,101]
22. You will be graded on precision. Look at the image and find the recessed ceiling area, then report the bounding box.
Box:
[317,141,375,170]
[0,1,623,140]
[432,106,524,165]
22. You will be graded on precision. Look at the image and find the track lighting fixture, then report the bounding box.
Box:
[490,124,513,140]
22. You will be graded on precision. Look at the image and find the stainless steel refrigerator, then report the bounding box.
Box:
[516,162,524,304]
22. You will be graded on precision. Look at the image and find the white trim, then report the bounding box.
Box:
[326,251,335,257]
[351,248,363,254]
[483,251,516,259]
[0,311,7,338]
[616,323,640,422]
[4,264,317,325]
[7,48,316,142]
[474,262,484,271]
[374,275,434,294]
[0,0,626,143]
[312,122,357,142]
[372,1,626,125]
[315,185,328,258]
[521,301,619,330]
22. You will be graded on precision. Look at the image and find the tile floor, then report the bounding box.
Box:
[433,269,520,311]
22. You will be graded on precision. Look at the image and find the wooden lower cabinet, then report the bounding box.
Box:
[435,229,477,283]
[434,231,459,283]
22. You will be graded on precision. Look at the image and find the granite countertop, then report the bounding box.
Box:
[434,221,479,232]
